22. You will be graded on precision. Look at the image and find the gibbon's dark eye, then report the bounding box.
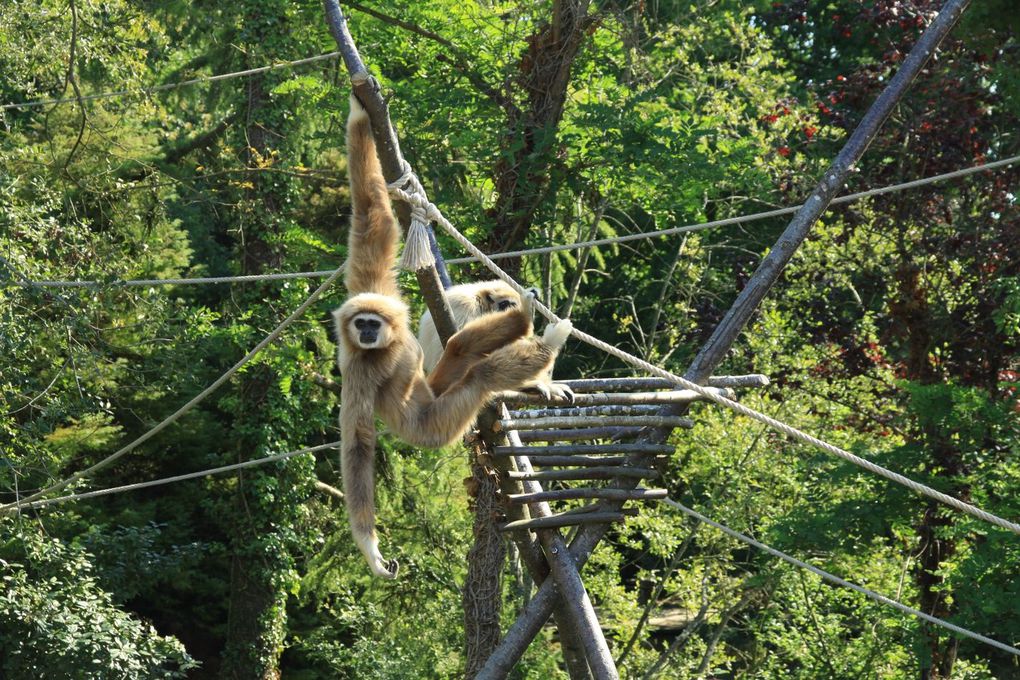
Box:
[354,317,383,330]
[497,299,516,311]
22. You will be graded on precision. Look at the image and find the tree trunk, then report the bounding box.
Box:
[220,7,296,671]
[484,0,596,278]
[892,260,965,680]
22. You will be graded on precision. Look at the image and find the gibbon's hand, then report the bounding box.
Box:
[541,319,573,351]
[349,93,369,122]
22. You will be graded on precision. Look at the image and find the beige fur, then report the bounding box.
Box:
[418,280,574,401]
[333,96,571,578]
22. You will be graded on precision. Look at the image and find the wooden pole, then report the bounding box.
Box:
[501,416,619,680]
[323,0,457,337]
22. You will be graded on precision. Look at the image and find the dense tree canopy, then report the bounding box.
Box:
[1,0,1017,678]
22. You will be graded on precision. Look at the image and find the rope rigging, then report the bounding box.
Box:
[0,262,348,516]
[0,51,341,110]
[6,0,1015,669]
[7,430,1016,658]
[663,498,1020,658]
[9,152,1017,290]
[8,443,340,511]
[385,170,1020,537]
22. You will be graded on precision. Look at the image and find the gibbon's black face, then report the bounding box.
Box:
[486,292,518,312]
[350,313,387,348]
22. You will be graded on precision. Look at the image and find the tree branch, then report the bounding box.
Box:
[344,0,518,116]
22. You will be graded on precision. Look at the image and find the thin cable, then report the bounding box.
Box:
[14,153,1018,290]
[1,52,341,111]
[458,153,1020,263]
[0,262,347,516]
[16,270,340,288]
[13,442,340,511]
[663,498,1020,658]
[393,182,1020,536]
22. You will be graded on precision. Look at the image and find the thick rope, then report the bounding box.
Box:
[1,52,341,110]
[17,153,1019,290]
[11,443,340,511]
[664,498,1020,658]
[387,183,1020,536]
[0,262,347,515]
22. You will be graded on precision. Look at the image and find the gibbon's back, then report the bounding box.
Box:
[343,100,400,298]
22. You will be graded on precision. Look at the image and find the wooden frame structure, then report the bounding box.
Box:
[322,0,972,676]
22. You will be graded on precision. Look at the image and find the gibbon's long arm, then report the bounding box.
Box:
[340,362,398,579]
[343,96,400,298]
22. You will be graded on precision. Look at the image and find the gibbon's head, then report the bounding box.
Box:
[477,281,526,313]
[333,293,408,351]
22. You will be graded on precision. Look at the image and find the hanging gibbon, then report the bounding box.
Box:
[333,96,573,579]
[417,280,574,401]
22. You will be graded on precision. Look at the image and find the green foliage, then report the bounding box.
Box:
[0,523,198,678]
[1,0,1018,677]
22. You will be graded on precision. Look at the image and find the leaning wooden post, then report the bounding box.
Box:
[323,0,457,337]
[474,0,972,675]
[322,3,596,676]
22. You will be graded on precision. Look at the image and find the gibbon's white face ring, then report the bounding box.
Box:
[349,313,388,349]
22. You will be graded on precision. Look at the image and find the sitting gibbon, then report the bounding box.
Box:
[332,96,572,579]
[417,280,575,401]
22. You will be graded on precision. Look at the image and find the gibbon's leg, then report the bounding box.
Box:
[411,320,573,447]
[427,309,532,397]
[340,387,399,579]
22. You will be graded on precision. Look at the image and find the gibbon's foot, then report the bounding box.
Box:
[349,93,369,122]
[522,287,542,320]
[528,381,576,404]
[542,319,573,351]
[519,287,537,318]
[549,382,575,403]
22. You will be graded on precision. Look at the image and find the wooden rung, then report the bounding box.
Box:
[517,426,645,442]
[505,468,659,482]
[558,504,640,517]
[497,388,735,407]
[707,374,771,388]
[501,416,694,431]
[493,444,675,456]
[562,375,769,392]
[507,405,664,419]
[500,512,628,532]
[506,488,669,504]
[527,455,638,467]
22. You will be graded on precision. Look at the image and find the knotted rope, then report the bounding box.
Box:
[387,160,436,271]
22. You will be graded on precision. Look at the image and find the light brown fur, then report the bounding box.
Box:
[333,96,572,578]
[418,280,574,401]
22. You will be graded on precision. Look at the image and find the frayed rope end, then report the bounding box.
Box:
[400,217,436,271]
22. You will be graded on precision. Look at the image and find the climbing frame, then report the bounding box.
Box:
[491,376,767,534]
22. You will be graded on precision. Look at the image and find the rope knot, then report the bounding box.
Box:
[387,160,437,271]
